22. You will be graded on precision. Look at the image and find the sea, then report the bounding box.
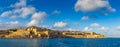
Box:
[0,38,120,47]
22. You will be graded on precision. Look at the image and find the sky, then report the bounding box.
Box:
[0,0,120,37]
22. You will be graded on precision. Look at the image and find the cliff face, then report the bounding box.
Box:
[0,26,106,38]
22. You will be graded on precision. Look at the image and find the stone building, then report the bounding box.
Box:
[26,26,49,38]
[61,31,105,38]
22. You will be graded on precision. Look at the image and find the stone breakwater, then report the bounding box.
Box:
[0,26,106,38]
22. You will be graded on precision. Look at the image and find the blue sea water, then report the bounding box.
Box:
[0,38,120,47]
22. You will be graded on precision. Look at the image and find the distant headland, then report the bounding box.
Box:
[0,26,106,38]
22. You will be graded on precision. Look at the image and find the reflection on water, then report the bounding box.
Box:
[29,39,38,47]
[0,38,120,47]
[0,39,39,47]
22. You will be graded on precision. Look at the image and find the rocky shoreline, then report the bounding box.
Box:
[0,26,106,38]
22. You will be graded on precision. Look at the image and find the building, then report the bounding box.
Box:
[61,31,105,38]
[26,26,49,38]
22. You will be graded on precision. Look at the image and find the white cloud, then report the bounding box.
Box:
[20,7,36,18]
[90,23,100,27]
[11,0,35,18]
[1,0,36,18]
[32,12,47,20]
[6,21,19,26]
[52,10,61,14]
[1,6,36,18]
[1,11,12,17]
[10,15,18,19]
[40,25,50,28]
[27,19,39,26]
[1,0,48,27]
[107,7,116,12]
[10,0,26,8]
[74,0,115,12]
[0,0,48,28]
[84,27,92,31]
[14,6,36,18]
[116,26,120,30]
[67,28,79,31]
[0,21,20,30]
[98,27,109,31]
[27,11,47,26]
[54,22,67,28]
[81,16,89,20]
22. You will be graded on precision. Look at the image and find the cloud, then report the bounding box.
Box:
[52,10,61,14]
[107,7,116,12]
[10,15,18,19]
[67,28,79,31]
[10,0,26,8]
[54,22,67,28]
[1,11,12,17]
[40,25,50,28]
[0,21,20,30]
[27,12,47,26]
[81,16,89,20]
[84,27,92,31]
[98,27,109,31]
[74,0,115,12]
[31,12,47,20]
[1,0,36,18]
[6,21,19,26]
[20,7,36,18]
[27,19,39,26]
[90,23,100,27]
[0,0,48,27]
[116,26,120,30]
[9,6,35,18]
